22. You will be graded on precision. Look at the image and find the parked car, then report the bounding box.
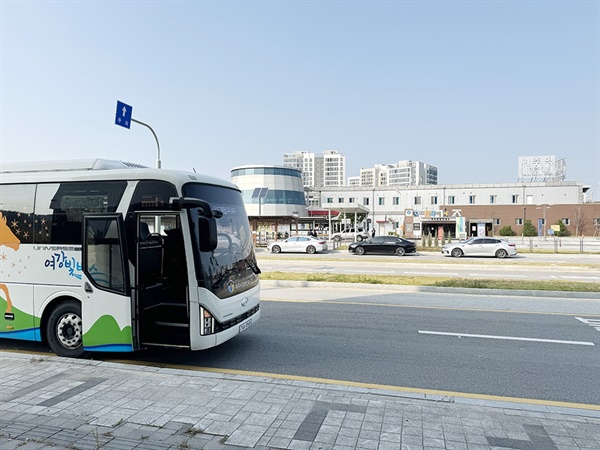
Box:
[332,227,369,242]
[348,236,417,256]
[442,237,517,258]
[267,236,328,254]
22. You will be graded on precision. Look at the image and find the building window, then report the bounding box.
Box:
[326,197,333,204]
[469,195,476,204]
[431,196,438,205]
[414,196,421,205]
[562,218,570,225]
[493,218,501,225]
[363,197,370,205]
[516,218,523,225]
[338,197,344,203]
[512,195,519,204]
[393,197,399,205]
[378,197,385,206]
[490,195,496,204]
[349,197,355,203]
[448,196,455,205]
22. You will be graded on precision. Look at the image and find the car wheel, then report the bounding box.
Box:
[496,249,508,259]
[451,248,463,258]
[46,300,85,358]
[356,235,363,242]
[272,245,281,254]
[355,246,365,255]
[306,245,316,254]
[395,247,406,256]
[334,235,341,242]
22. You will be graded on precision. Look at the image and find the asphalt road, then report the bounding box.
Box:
[78,286,598,406]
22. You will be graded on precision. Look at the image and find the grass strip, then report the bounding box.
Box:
[260,271,600,293]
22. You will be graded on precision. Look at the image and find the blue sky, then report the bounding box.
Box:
[1,1,598,194]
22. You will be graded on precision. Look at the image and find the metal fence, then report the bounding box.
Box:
[504,236,600,254]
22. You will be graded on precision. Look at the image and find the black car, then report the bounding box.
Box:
[348,236,417,256]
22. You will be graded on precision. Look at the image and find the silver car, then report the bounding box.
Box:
[442,237,517,258]
[267,236,328,254]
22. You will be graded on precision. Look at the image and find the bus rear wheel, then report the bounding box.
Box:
[46,300,85,358]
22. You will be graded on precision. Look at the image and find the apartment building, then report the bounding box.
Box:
[283,150,346,188]
[359,160,438,187]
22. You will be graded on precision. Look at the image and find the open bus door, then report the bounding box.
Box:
[81,214,135,352]
[135,213,190,348]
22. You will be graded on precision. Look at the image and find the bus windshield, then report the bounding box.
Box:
[182,183,259,298]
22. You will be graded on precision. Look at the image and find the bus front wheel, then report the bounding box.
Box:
[46,300,85,358]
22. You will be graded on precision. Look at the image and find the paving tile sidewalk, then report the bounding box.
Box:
[1,352,599,450]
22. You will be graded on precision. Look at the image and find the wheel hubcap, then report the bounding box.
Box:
[56,313,82,349]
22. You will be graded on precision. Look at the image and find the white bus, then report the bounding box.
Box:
[0,159,260,357]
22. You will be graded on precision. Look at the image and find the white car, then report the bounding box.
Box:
[332,227,369,242]
[442,237,517,258]
[267,236,328,254]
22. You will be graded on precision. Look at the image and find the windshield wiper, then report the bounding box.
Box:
[244,257,261,274]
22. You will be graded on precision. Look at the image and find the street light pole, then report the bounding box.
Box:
[131,118,161,169]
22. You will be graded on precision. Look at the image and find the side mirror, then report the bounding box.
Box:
[197,216,218,252]
[170,197,222,218]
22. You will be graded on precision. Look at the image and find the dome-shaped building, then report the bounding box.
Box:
[231,166,308,243]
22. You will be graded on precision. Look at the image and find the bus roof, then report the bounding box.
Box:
[0,159,240,191]
[0,158,147,173]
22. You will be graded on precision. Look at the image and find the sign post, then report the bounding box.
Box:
[115,101,132,129]
[114,100,161,168]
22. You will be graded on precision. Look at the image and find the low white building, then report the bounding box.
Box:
[316,181,596,238]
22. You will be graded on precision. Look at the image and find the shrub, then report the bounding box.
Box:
[498,225,516,236]
[554,219,570,237]
[523,219,538,237]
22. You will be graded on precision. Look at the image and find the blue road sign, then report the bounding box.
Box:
[115,101,133,129]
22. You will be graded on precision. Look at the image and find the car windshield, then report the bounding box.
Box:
[182,182,259,298]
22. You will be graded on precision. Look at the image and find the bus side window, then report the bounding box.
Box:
[0,184,35,245]
[35,182,127,245]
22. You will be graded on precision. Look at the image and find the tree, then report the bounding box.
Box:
[554,219,570,237]
[498,225,516,236]
[571,207,587,236]
[523,219,537,237]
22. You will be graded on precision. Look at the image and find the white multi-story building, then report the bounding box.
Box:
[359,160,438,186]
[283,150,346,188]
[323,150,345,187]
[347,176,360,186]
[283,151,317,187]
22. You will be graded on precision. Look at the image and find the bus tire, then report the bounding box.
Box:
[46,300,85,358]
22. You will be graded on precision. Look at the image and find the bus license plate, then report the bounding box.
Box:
[239,319,252,333]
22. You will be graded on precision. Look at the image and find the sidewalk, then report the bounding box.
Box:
[1,352,599,450]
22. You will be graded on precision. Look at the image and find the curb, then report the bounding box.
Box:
[260,279,600,299]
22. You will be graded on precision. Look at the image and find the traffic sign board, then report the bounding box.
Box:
[115,101,133,129]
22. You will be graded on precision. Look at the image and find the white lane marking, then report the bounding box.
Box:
[575,317,600,332]
[560,276,600,280]
[404,271,460,276]
[468,273,527,278]
[418,330,595,346]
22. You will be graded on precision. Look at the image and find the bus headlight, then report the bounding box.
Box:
[200,307,215,335]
